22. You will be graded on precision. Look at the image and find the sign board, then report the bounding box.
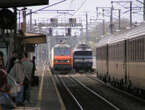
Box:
[0,0,48,8]
[23,33,47,44]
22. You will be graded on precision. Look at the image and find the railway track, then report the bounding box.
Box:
[72,74,145,110]
[54,75,118,110]
[86,74,145,103]
[54,75,81,110]
[53,73,145,110]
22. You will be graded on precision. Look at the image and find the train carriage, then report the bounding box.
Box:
[107,40,126,84]
[96,45,108,81]
[126,34,145,89]
[96,23,145,93]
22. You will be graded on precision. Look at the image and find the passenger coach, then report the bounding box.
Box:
[96,23,145,93]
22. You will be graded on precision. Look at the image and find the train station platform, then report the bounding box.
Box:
[14,64,66,110]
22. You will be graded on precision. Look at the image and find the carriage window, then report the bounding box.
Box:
[74,51,92,56]
[138,39,141,61]
[142,39,145,60]
[54,48,70,56]
[131,41,133,61]
[135,40,138,61]
[128,42,130,61]
[132,41,134,61]
[131,38,145,62]
[140,38,144,61]
[129,41,132,61]
[133,40,135,61]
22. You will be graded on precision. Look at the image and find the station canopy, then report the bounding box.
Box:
[0,0,48,8]
[23,33,47,44]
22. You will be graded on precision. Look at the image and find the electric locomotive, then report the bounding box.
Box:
[96,23,145,94]
[50,43,73,74]
[73,43,93,72]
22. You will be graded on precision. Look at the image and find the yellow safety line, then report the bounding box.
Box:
[38,65,45,101]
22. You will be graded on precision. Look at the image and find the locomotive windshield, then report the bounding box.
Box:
[74,51,92,56]
[54,48,70,56]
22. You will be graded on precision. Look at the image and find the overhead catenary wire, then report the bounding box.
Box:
[26,0,68,16]
[72,0,87,16]
[51,0,87,19]
[17,0,68,20]
[117,2,129,9]
[136,0,143,4]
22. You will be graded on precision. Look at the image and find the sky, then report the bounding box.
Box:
[22,0,143,26]
[26,0,111,20]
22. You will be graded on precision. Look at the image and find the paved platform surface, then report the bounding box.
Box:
[14,64,65,110]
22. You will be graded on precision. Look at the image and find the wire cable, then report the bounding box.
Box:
[136,0,143,4]
[26,0,68,16]
[72,0,87,16]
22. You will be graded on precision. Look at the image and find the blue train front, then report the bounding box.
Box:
[73,43,93,72]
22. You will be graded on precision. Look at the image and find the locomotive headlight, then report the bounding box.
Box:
[55,60,59,63]
[66,60,70,63]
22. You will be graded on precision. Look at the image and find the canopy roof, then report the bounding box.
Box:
[23,33,47,44]
[0,0,48,8]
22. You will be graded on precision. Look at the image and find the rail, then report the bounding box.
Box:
[54,75,83,110]
[70,76,119,110]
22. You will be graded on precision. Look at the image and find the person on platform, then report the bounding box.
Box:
[9,54,25,106]
[0,51,16,109]
[31,56,36,79]
[23,52,33,103]
[7,50,17,73]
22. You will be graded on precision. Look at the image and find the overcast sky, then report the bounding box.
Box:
[27,0,111,18]
[24,0,143,23]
